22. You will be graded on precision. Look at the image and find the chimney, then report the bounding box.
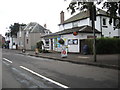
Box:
[44,24,47,29]
[60,11,64,24]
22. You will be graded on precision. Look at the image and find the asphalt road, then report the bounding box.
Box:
[2,49,118,88]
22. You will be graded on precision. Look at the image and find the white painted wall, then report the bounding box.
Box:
[64,23,73,29]
[59,33,101,53]
[59,16,120,37]
[78,18,90,27]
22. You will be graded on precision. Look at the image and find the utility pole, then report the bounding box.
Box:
[92,5,96,62]
[90,3,96,62]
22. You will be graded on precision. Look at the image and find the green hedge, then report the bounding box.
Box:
[84,38,120,54]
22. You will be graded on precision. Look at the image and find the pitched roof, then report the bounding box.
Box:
[41,25,101,38]
[61,9,108,24]
[24,22,47,33]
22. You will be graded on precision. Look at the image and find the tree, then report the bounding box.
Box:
[67,0,120,29]
[103,1,120,29]
[9,23,26,37]
[66,0,120,62]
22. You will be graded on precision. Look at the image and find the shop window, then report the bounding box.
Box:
[68,39,78,45]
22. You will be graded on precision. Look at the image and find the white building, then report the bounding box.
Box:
[59,9,120,38]
[41,9,120,53]
[5,32,18,49]
[41,25,101,53]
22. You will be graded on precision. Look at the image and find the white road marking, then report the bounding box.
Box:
[20,66,69,88]
[3,58,12,63]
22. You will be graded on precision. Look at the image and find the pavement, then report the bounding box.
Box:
[16,49,120,70]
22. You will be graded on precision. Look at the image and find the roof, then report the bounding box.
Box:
[61,9,108,25]
[24,22,48,33]
[41,25,101,38]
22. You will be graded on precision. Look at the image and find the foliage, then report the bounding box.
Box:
[67,1,120,29]
[42,49,49,53]
[84,39,93,54]
[84,38,120,54]
[5,32,10,37]
[36,41,44,49]
[96,38,120,54]
[9,23,26,37]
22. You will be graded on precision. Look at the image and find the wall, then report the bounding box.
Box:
[59,16,120,38]
[29,33,43,50]
[17,30,24,49]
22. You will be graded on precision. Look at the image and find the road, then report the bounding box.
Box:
[2,49,118,88]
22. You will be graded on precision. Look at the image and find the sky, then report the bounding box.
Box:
[0,0,105,37]
[0,0,72,37]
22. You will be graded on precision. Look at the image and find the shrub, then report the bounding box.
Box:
[36,41,44,49]
[84,38,120,54]
[42,49,49,53]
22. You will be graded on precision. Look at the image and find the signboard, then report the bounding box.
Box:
[61,45,67,58]
[87,36,97,39]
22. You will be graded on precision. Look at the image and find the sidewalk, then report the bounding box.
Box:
[20,50,119,70]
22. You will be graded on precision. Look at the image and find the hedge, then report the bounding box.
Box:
[84,38,120,54]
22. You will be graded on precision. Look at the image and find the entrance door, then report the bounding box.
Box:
[79,40,81,53]
[51,39,53,50]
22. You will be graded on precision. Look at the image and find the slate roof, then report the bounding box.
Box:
[41,25,101,38]
[61,9,108,25]
[24,22,50,33]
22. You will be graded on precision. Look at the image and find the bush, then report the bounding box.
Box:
[84,38,120,54]
[36,41,44,50]
[42,49,49,53]
[38,49,49,53]
[38,49,43,53]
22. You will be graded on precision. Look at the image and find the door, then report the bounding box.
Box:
[51,39,53,50]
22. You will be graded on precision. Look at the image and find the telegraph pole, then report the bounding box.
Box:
[92,5,96,62]
[90,3,96,62]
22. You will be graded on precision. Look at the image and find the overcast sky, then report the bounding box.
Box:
[0,0,72,36]
[0,0,105,37]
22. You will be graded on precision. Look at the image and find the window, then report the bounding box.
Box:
[114,18,120,26]
[68,39,78,45]
[26,31,29,37]
[103,18,106,25]
[27,39,29,44]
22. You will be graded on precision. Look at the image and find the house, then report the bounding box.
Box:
[41,8,120,53]
[4,32,18,49]
[17,22,51,50]
[0,34,4,48]
[41,25,101,53]
[59,9,120,38]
